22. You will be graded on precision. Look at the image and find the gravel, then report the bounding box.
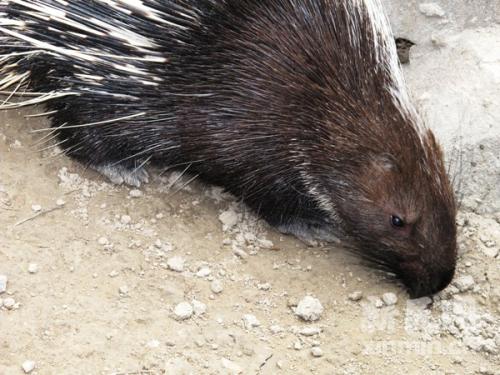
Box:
[242,314,260,329]
[348,291,363,301]
[27,263,38,274]
[21,360,35,374]
[210,280,224,294]
[196,266,211,278]
[299,326,322,336]
[454,275,475,292]
[129,189,143,198]
[257,239,274,249]
[120,215,132,224]
[369,296,384,309]
[192,300,207,316]
[174,302,193,320]
[167,256,185,272]
[3,297,16,310]
[269,325,284,334]
[311,347,324,357]
[418,3,446,17]
[218,208,240,231]
[97,237,108,246]
[382,292,398,306]
[294,296,324,321]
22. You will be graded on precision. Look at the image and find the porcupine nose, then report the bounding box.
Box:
[407,267,456,298]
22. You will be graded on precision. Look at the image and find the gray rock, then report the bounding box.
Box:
[174,302,193,320]
[454,275,475,292]
[242,314,260,329]
[167,256,185,272]
[210,279,224,294]
[311,347,324,357]
[22,360,35,374]
[348,291,363,301]
[295,296,324,321]
[418,3,446,18]
[382,292,398,306]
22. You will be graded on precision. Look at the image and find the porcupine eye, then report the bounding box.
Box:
[391,215,405,228]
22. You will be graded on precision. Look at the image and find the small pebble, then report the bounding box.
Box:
[242,314,260,329]
[258,239,274,249]
[419,3,446,17]
[108,270,119,278]
[55,199,66,206]
[192,299,207,316]
[233,248,248,259]
[28,263,38,274]
[196,266,211,277]
[269,325,284,334]
[311,347,323,357]
[454,275,475,292]
[97,237,109,246]
[299,326,322,336]
[167,256,185,272]
[31,204,42,212]
[118,285,129,296]
[218,209,239,231]
[371,297,384,308]
[22,360,36,374]
[348,291,363,301]
[129,189,143,198]
[120,215,132,224]
[382,292,398,306]
[294,341,303,350]
[210,280,224,294]
[0,275,7,294]
[295,296,324,321]
[174,302,193,320]
[3,297,16,310]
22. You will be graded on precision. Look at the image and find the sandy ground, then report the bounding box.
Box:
[0,2,499,375]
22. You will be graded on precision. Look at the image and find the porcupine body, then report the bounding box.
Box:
[0,0,457,297]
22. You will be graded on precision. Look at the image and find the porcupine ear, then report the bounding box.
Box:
[371,154,399,172]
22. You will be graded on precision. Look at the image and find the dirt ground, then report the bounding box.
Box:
[0,2,499,375]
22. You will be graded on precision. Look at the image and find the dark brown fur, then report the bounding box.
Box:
[0,0,458,297]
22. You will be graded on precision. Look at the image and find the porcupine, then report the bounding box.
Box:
[0,0,457,297]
